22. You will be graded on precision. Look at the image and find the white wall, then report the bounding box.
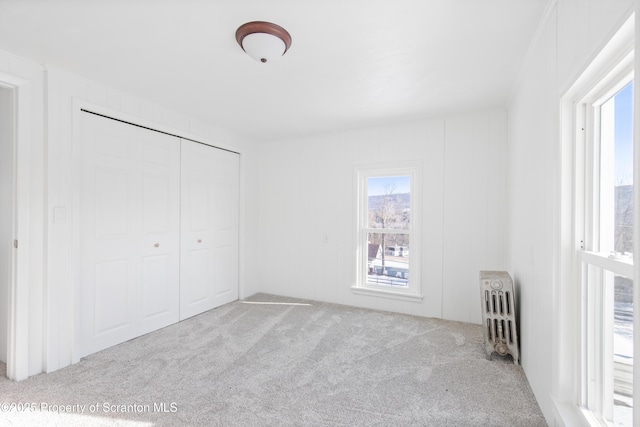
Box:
[506,0,635,423]
[257,109,507,323]
[0,86,12,364]
[44,67,260,373]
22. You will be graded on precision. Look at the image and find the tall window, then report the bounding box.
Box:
[578,74,634,426]
[353,162,422,301]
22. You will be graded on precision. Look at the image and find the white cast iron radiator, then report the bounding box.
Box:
[480,271,520,365]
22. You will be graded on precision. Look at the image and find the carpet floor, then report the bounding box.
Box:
[1,293,547,426]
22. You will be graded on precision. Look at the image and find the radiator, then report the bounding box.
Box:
[480,271,520,365]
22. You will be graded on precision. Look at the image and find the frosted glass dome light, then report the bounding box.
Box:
[236,21,292,63]
[242,33,286,63]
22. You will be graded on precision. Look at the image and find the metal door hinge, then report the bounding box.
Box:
[14,239,18,248]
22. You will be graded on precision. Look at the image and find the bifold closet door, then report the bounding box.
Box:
[79,113,181,357]
[180,140,239,320]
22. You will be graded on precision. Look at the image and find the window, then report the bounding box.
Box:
[577,69,634,425]
[352,162,422,301]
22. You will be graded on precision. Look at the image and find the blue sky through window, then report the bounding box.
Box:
[368,176,410,196]
[615,82,633,186]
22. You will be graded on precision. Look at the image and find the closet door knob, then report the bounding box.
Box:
[197,239,202,243]
[154,243,160,248]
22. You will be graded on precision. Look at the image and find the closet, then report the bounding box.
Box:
[78,112,238,358]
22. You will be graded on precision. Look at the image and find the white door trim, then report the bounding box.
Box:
[0,71,32,381]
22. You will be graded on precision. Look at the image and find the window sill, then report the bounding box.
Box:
[551,397,590,427]
[350,285,423,302]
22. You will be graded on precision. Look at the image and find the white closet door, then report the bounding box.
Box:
[79,113,180,357]
[180,140,239,320]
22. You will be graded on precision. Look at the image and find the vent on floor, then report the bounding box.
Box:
[480,271,520,365]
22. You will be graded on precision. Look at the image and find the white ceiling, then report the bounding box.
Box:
[0,0,548,142]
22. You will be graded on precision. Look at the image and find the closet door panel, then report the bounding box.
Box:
[137,127,180,334]
[79,113,180,357]
[141,255,171,318]
[181,247,212,305]
[211,246,233,296]
[180,140,239,320]
[94,166,131,238]
[79,115,139,357]
[93,259,132,335]
[210,168,238,299]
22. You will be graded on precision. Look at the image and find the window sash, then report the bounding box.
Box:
[580,256,633,425]
[353,161,422,300]
[576,69,635,425]
[559,16,636,427]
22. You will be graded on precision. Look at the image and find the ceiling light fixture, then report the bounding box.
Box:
[235,21,292,63]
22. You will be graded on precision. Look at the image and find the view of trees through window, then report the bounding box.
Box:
[614,82,634,256]
[606,81,634,424]
[366,176,410,287]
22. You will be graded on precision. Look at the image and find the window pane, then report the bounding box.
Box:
[614,82,633,254]
[601,82,633,255]
[367,232,409,288]
[367,176,410,230]
[614,275,633,426]
[585,267,633,426]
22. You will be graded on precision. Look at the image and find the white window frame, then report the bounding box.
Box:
[560,16,636,425]
[577,64,634,427]
[351,161,422,302]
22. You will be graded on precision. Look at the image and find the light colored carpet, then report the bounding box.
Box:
[1,293,547,426]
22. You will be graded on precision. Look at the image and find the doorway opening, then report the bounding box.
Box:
[0,85,14,377]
